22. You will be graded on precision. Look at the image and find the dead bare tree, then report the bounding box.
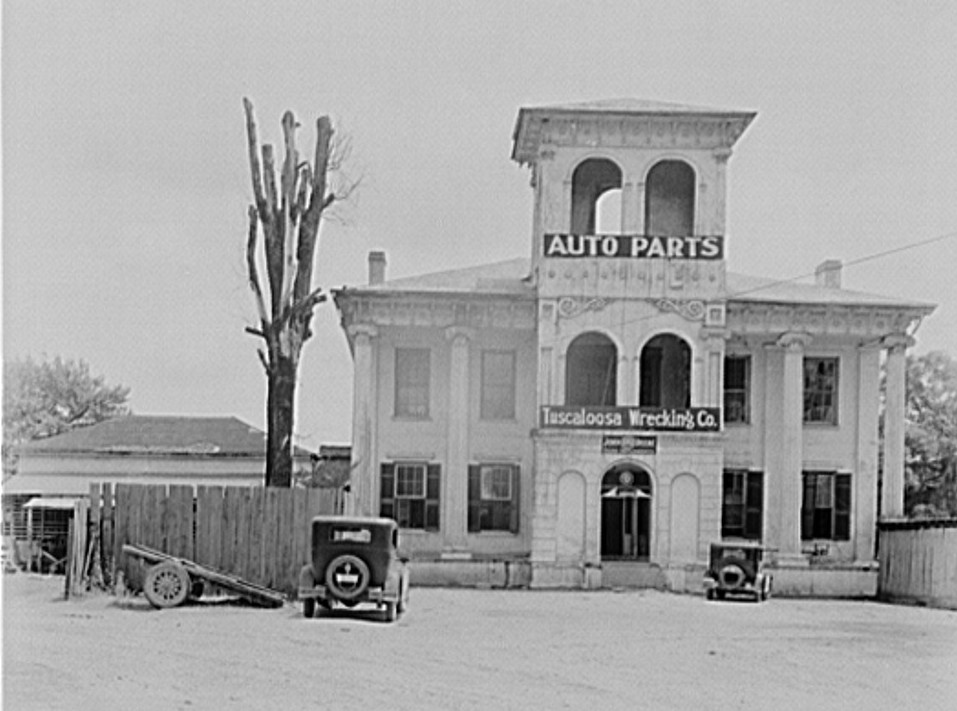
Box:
[243,98,347,486]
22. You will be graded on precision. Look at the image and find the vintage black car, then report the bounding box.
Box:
[703,542,772,602]
[298,516,409,621]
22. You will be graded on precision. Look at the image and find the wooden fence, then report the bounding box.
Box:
[85,483,343,597]
[877,518,957,610]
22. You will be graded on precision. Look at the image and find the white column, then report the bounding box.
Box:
[764,332,810,561]
[881,335,912,519]
[855,344,882,559]
[444,326,473,554]
[348,325,377,516]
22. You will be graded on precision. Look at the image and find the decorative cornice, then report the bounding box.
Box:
[338,293,537,332]
[557,296,610,319]
[727,303,925,340]
[652,298,706,321]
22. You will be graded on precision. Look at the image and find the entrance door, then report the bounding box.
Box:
[600,466,652,560]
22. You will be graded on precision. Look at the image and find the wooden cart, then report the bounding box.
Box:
[122,543,286,609]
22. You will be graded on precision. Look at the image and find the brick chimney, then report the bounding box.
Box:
[815,259,842,289]
[368,251,387,286]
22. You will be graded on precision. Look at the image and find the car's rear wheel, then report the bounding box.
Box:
[324,554,371,601]
[705,589,715,601]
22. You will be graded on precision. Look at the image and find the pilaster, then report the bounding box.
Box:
[443,326,474,554]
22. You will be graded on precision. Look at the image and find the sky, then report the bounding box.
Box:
[3,1,956,449]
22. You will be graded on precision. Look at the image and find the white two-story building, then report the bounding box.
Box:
[333,99,933,595]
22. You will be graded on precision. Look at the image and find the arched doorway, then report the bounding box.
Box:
[600,464,652,560]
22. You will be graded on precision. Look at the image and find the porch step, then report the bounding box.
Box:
[601,561,666,589]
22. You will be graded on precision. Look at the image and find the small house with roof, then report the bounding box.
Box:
[2,415,313,571]
[332,99,934,595]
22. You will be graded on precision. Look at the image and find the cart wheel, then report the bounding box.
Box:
[143,562,191,609]
[302,598,316,619]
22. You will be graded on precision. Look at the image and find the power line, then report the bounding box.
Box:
[572,228,957,333]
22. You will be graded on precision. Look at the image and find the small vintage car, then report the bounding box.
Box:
[298,516,409,621]
[703,542,772,602]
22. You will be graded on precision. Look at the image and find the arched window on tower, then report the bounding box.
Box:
[571,158,622,234]
[644,160,695,237]
[639,334,691,409]
[565,332,617,407]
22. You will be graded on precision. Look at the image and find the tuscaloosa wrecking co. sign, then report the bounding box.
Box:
[540,405,721,432]
[543,233,724,260]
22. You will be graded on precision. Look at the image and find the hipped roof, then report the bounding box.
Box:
[336,257,933,311]
[17,415,313,458]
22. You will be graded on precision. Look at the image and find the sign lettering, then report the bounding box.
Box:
[543,233,723,260]
[602,435,658,454]
[540,405,721,432]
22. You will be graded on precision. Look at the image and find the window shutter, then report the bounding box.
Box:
[425,464,441,531]
[800,473,814,540]
[468,465,481,532]
[380,463,395,520]
[834,473,851,540]
[745,471,763,540]
[509,465,521,534]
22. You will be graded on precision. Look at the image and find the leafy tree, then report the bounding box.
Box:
[3,356,131,476]
[904,351,957,517]
[242,99,354,487]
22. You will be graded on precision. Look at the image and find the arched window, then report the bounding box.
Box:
[565,332,617,407]
[571,158,622,234]
[644,160,695,237]
[639,334,691,408]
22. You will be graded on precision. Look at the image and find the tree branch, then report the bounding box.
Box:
[242,98,268,216]
[245,206,270,328]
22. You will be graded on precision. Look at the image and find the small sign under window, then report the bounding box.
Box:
[602,435,657,454]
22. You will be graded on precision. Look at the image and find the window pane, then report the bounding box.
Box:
[803,358,838,424]
[395,348,430,417]
[395,464,425,498]
[481,466,512,500]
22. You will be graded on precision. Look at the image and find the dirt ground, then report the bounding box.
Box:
[2,573,956,711]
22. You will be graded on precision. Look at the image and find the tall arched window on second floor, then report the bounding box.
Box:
[639,334,691,409]
[571,158,622,234]
[644,160,695,237]
[565,332,617,407]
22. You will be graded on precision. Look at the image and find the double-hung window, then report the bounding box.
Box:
[721,470,763,539]
[380,462,440,531]
[803,357,839,425]
[395,348,430,418]
[723,355,751,424]
[467,463,520,533]
[801,471,851,540]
